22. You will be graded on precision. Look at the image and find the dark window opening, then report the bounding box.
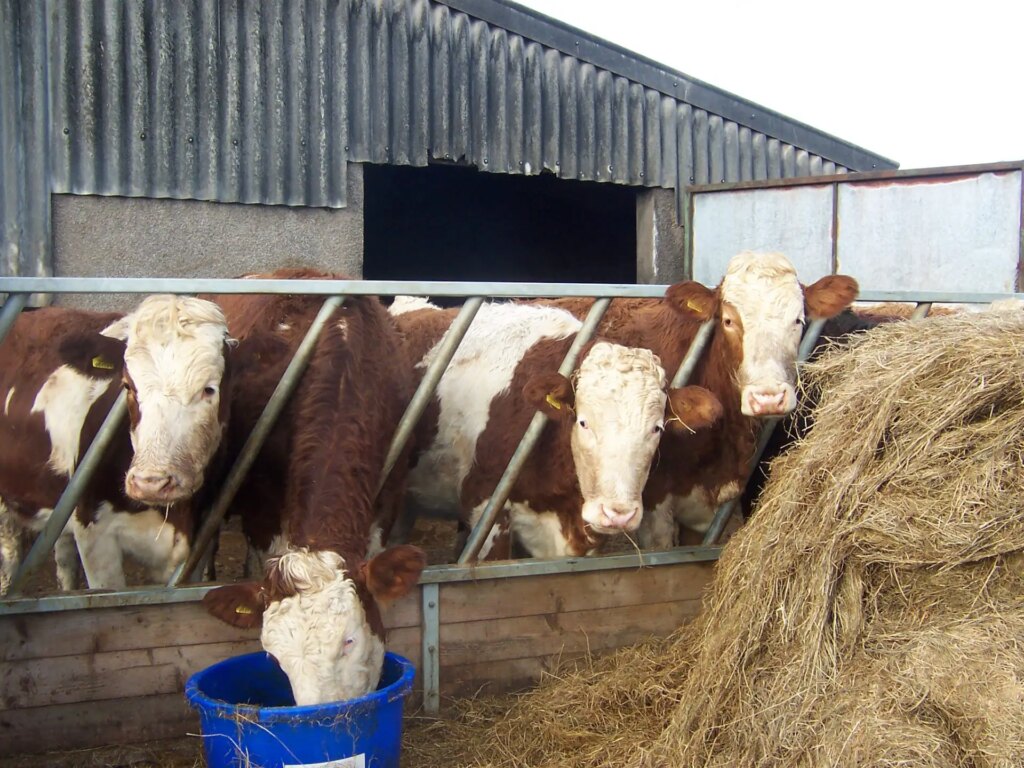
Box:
[363,163,637,300]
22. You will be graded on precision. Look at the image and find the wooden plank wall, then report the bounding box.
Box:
[0,561,711,755]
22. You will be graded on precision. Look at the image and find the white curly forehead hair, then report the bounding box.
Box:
[575,342,667,393]
[122,295,228,346]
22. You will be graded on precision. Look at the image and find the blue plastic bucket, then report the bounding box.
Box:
[185,651,415,768]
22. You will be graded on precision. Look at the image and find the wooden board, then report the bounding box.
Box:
[0,560,712,756]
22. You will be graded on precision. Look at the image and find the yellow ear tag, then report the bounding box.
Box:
[91,356,114,370]
[545,393,563,410]
[234,605,254,615]
[685,299,704,313]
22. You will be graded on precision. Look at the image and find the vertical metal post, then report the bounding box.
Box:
[701,317,828,546]
[0,293,29,347]
[7,392,129,596]
[169,296,346,586]
[421,583,441,713]
[457,299,612,564]
[375,297,484,498]
[911,302,932,320]
[670,319,714,388]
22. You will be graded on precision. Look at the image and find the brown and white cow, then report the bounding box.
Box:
[0,296,231,593]
[201,271,425,706]
[543,251,858,547]
[391,301,723,559]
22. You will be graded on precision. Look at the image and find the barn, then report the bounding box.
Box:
[0,0,913,761]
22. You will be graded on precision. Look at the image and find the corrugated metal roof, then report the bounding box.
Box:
[2,0,897,278]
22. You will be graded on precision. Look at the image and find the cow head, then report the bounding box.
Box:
[203,545,425,705]
[525,342,722,534]
[99,295,231,504]
[666,251,858,417]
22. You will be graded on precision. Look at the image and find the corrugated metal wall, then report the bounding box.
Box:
[1,0,50,281]
[3,0,875,278]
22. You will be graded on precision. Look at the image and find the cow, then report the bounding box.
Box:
[0,296,232,593]
[390,300,723,560]
[539,251,859,547]
[200,271,425,706]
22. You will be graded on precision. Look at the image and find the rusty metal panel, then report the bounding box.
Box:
[692,185,835,284]
[837,171,1023,293]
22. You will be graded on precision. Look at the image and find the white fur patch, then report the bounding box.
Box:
[71,502,189,588]
[261,550,384,706]
[388,296,440,316]
[408,303,582,510]
[509,504,588,559]
[31,366,112,476]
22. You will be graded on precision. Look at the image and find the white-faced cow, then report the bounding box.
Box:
[0,296,231,593]
[200,270,425,706]
[391,301,723,559]
[543,251,859,547]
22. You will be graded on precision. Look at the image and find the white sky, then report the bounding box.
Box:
[512,0,1023,170]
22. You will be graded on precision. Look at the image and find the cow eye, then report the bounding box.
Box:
[122,381,131,392]
[203,386,218,398]
[723,317,733,327]
[653,423,665,434]
[578,419,588,430]
[794,317,804,326]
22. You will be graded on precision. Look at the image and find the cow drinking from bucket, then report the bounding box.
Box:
[542,251,858,546]
[201,274,425,706]
[391,302,723,559]
[0,296,231,593]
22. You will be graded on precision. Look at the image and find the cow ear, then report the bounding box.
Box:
[360,545,426,604]
[803,275,859,320]
[99,316,132,341]
[665,386,723,433]
[664,281,718,321]
[202,583,266,629]
[523,372,575,421]
[57,333,126,378]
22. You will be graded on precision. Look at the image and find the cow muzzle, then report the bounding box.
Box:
[582,500,643,533]
[741,384,796,417]
[125,468,192,504]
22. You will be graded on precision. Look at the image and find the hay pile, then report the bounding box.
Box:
[404,309,1024,768]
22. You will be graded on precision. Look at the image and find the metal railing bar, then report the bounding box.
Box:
[911,302,933,320]
[0,543,723,615]
[0,293,29,348]
[670,319,715,388]
[701,317,828,546]
[168,296,346,587]
[2,277,1022,305]
[375,297,484,498]
[6,392,129,596]
[458,298,613,564]
[0,277,671,299]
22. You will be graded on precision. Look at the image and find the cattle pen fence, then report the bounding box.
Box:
[0,276,1020,753]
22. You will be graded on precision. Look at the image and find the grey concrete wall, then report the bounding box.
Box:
[636,188,687,285]
[52,165,364,311]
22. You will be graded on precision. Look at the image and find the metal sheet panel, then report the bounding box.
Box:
[838,172,1023,293]
[0,0,49,282]
[692,185,835,284]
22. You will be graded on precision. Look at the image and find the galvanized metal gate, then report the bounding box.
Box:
[1,275,1020,712]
